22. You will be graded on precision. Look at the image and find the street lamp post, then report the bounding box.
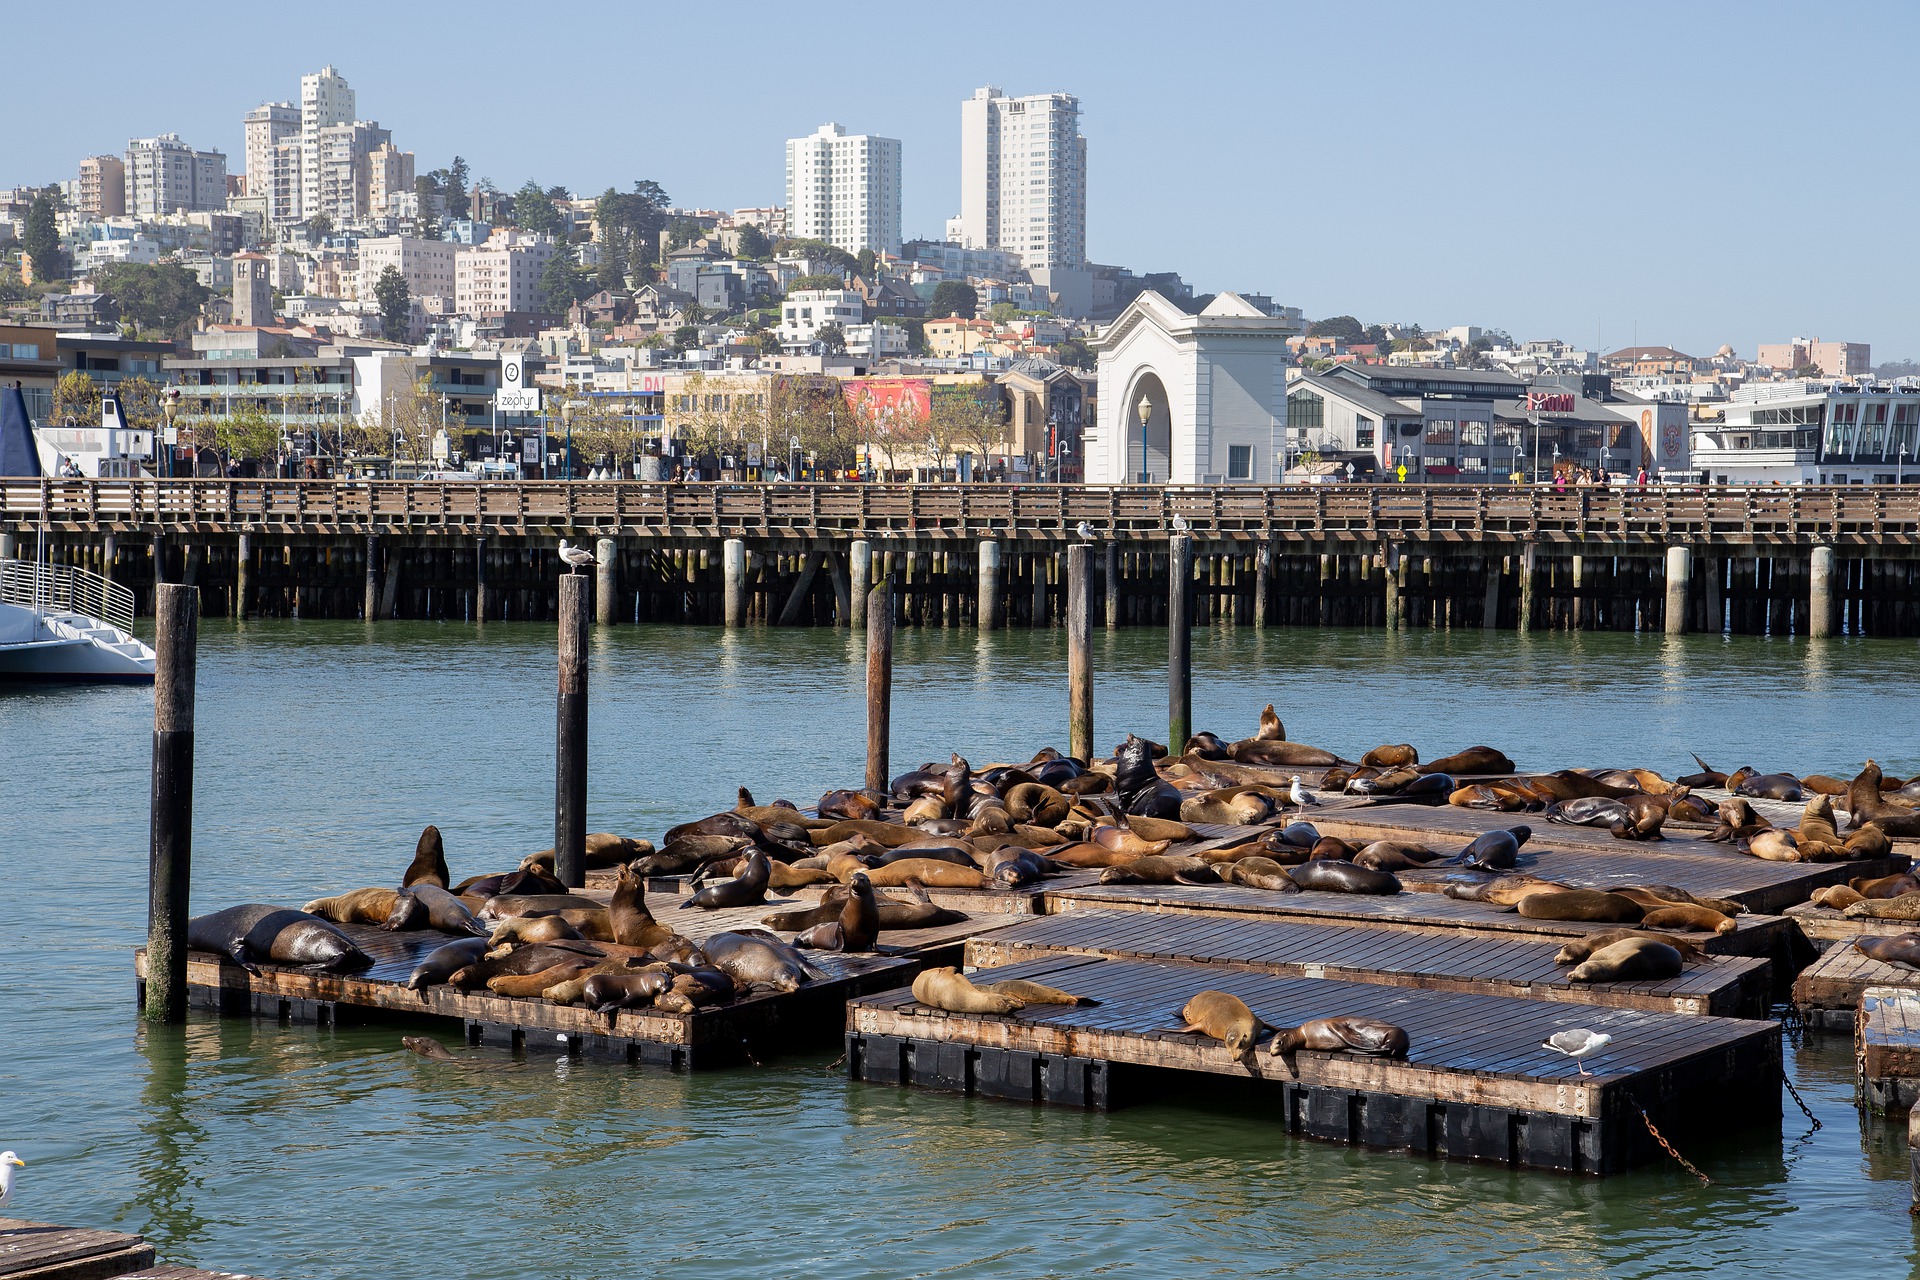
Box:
[789,432,800,482]
[1529,411,1540,483]
[1135,394,1153,483]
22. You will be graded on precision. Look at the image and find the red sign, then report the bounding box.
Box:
[842,377,931,424]
[1526,392,1575,413]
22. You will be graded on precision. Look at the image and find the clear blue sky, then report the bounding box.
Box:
[11,1,1918,360]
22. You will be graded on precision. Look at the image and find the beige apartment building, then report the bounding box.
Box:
[75,155,126,218]
[358,236,455,307]
[1757,337,1871,379]
[455,230,555,315]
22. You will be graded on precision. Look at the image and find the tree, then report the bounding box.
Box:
[671,324,701,353]
[927,281,978,320]
[372,266,411,342]
[22,191,66,282]
[734,224,772,260]
[929,384,1007,469]
[512,180,561,236]
[414,171,443,217]
[856,248,878,277]
[113,375,167,433]
[538,252,587,314]
[593,180,671,277]
[93,262,209,335]
[878,317,926,356]
[1307,314,1364,342]
[786,273,844,295]
[773,237,858,274]
[1052,337,1094,370]
[446,156,470,219]
[211,402,283,462]
[52,371,100,426]
[306,213,333,239]
[665,218,708,251]
[816,322,847,356]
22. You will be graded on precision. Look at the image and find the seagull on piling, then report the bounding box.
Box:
[1075,520,1097,542]
[557,539,596,574]
[1171,513,1191,533]
[0,1151,23,1208]
[1289,776,1318,807]
[1542,1029,1611,1076]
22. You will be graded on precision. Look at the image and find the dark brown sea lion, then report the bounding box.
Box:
[404,936,491,989]
[384,884,488,936]
[1353,841,1443,872]
[487,960,597,997]
[638,833,755,876]
[1177,990,1269,1058]
[1453,826,1529,871]
[1515,890,1647,923]
[403,825,451,888]
[584,970,674,1013]
[1849,761,1920,837]
[1362,744,1419,768]
[1612,885,1744,916]
[1853,872,1920,900]
[1639,905,1738,935]
[1267,1017,1410,1057]
[701,931,824,992]
[1443,875,1570,907]
[1184,732,1233,760]
[1855,934,1920,970]
[1846,826,1894,859]
[1361,773,1455,805]
[302,887,400,925]
[186,904,373,974]
[445,941,605,991]
[1566,938,1685,983]
[837,873,882,952]
[610,866,674,948]
[1704,798,1771,844]
[653,967,739,1013]
[1554,930,1705,965]
[522,833,656,873]
[819,789,884,821]
[681,850,772,910]
[1229,738,1344,768]
[1675,754,1727,788]
[1225,856,1303,892]
[1287,860,1400,895]
[1307,837,1359,862]
[1803,774,1850,796]
[1418,746,1515,776]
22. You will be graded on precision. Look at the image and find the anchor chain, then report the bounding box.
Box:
[1784,1076,1823,1130]
[1639,1108,1712,1185]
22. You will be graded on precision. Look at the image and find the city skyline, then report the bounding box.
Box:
[5,0,1918,359]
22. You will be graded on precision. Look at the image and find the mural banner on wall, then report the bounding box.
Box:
[842,377,931,425]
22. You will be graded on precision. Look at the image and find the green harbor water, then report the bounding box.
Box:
[3,620,1918,1278]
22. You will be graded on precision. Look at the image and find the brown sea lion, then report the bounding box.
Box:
[1640,905,1738,935]
[1611,885,1744,917]
[983,978,1099,1006]
[487,960,595,997]
[1229,738,1345,768]
[912,966,1025,1014]
[1287,860,1400,895]
[302,887,400,925]
[902,795,949,826]
[1842,895,1920,922]
[1225,856,1304,892]
[1362,744,1419,768]
[1180,790,1279,826]
[1099,855,1221,886]
[1307,837,1360,862]
[682,850,772,910]
[768,862,839,891]
[1554,930,1705,965]
[1855,934,1920,970]
[1853,872,1920,899]
[1847,825,1894,859]
[1516,890,1647,923]
[1176,990,1269,1058]
[1089,823,1174,858]
[1849,761,1920,838]
[1046,842,1142,869]
[819,789,884,821]
[486,914,585,947]
[584,970,675,1013]
[1266,1017,1410,1057]
[1419,746,1515,776]
[807,819,921,848]
[610,866,674,949]
[1443,875,1572,907]
[1566,938,1685,983]
[1704,798,1770,844]
[445,941,605,991]
[653,968,739,1014]
[1810,885,1866,911]
[1004,782,1070,827]
[521,832,655,873]
[1353,842,1444,872]
[1742,830,1801,862]
[404,825,451,888]
[1803,774,1850,796]
[385,884,488,936]
[855,859,989,889]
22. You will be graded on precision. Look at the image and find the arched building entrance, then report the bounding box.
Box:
[1126,370,1172,483]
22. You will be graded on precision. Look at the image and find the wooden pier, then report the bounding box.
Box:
[965,910,1772,1017]
[845,954,1781,1174]
[1860,986,1920,1114]
[1793,946,1920,1030]
[0,1219,153,1280]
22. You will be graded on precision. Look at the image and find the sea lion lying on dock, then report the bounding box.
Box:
[302,887,400,925]
[1442,875,1571,908]
[1638,905,1738,935]
[1286,860,1399,895]
[1362,744,1419,768]
[681,850,771,910]
[1267,1017,1410,1058]
[914,966,1026,1015]
[1224,856,1303,892]
[1855,934,1920,970]
[1566,938,1684,984]
[1842,894,1920,922]
[405,937,491,989]
[1176,990,1270,1058]
[1099,855,1221,886]
[1515,890,1646,923]
[700,931,825,993]
[1554,930,1705,965]
[520,832,655,873]
[187,905,373,974]
[983,978,1097,1006]
[1848,761,1920,838]
[1418,746,1515,776]
[1704,798,1770,844]
[385,885,488,936]
[1450,826,1530,871]
[1352,842,1443,873]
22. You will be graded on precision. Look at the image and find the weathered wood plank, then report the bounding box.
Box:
[0,1220,155,1280]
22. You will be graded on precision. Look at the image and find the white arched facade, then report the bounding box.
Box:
[1087,291,1295,485]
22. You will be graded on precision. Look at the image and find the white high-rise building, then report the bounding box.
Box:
[956,86,1086,269]
[298,65,355,222]
[125,134,228,218]
[242,101,298,198]
[784,123,901,256]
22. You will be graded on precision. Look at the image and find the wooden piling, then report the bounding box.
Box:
[865,579,893,794]
[978,539,1002,630]
[1809,545,1835,639]
[363,534,378,620]
[146,583,197,1024]
[234,533,251,619]
[1518,542,1537,632]
[152,531,168,586]
[850,539,871,630]
[1664,545,1691,636]
[554,573,589,888]
[1104,541,1121,629]
[1253,544,1270,629]
[1168,533,1193,752]
[596,537,617,626]
[723,538,747,627]
[1068,543,1093,762]
[475,537,489,621]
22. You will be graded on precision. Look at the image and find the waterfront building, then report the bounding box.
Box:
[1693,379,1920,485]
[785,123,902,255]
[955,86,1086,270]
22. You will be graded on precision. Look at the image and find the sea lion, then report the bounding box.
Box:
[1736,772,1805,802]
[1546,797,1631,828]
[1176,990,1269,1058]
[384,885,488,936]
[853,859,988,889]
[682,850,772,910]
[520,832,655,873]
[445,941,604,991]
[1004,782,1070,827]
[476,892,589,921]
[1742,830,1802,862]
[1854,872,1920,899]
[584,970,675,1013]
[983,978,1098,1006]
[1849,761,1920,837]
[983,847,1052,888]
[653,968,739,1013]
[1847,825,1894,859]
[487,960,596,998]
[1089,823,1175,858]
[1230,738,1345,768]
[1553,930,1705,965]
[1810,885,1866,911]
[902,795,950,826]
[1566,937,1685,983]
[1181,790,1277,826]
[1453,826,1529,871]
[1353,842,1443,872]
[1515,890,1647,923]
[1609,805,1667,842]
[1450,783,1538,812]
[1443,875,1570,907]
[701,931,824,992]
[1639,905,1738,935]
[912,966,1027,1014]
[302,887,400,925]
[818,789,884,822]
[403,825,451,888]
[1255,704,1285,740]
[1855,934,1920,970]
[1676,754,1727,788]
[1418,746,1516,776]
[1287,860,1400,895]
[1114,733,1184,818]
[807,819,922,848]
[1225,856,1304,893]
[1704,797,1770,843]
[1804,774,1851,796]
[835,873,882,952]
[1842,895,1920,922]
[404,936,491,989]
[1099,855,1221,886]
[1358,773,1456,805]
[1267,1017,1410,1058]
[493,866,569,897]
[1611,885,1745,917]
[664,811,765,845]
[1183,732,1234,760]
[1361,744,1419,768]
[1307,837,1360,862]
[637,834,755,876]
[487,915,584,947]
[1045,842,1142,869]
[186,905,373,974]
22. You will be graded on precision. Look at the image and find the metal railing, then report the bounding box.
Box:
[4,479,1920,546]
[0,558,138,633]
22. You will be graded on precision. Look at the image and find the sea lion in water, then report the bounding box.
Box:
[983,978,1099,1006]
[1639,905,1738,935]
[1566,938,1685,983]
[302,887,400,925]
[1855,934,1920,970]
[186,905,373,974]
[913,966,1026,1014]
[1515,890,1647,923]
[681,850,772,910]
[1418,746,1515,776]
[403,825,451,888]
[1554,930,1705,965]
[384,885,488,936]
[404,936,491,989]
[1266,1017,1410,1057]
[1176,990,1269,1058]
[1287,860,1400,895]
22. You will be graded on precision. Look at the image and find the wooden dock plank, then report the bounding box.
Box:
[965,910,1771,1017]
[1791,944,1920,1029]
[0,1219,155,1280]
[1861,985,1920,1114]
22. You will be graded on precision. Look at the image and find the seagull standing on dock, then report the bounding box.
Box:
[0,1151,23,1208]
[1076,520,1097,542]
[1170,513,1190,533]
[1289,776,1318,807]
[1542,1029,1611,1075]
[557,539,596,574]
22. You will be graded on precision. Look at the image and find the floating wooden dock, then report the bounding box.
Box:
[1783,902,1885,952]
[846,954,1781,1174]
[137,891,1012,1070]
[0,1219,154,1280]
[1791,945,1920,1030]
[1860,986,1920,1115]
[965,910,1772,1017]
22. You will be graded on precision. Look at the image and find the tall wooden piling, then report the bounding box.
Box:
[234,533,251,619]
[554,573,589,888]
[850,539,871,631]
[865,580,893,794]
[978,540,1002,630]
[1068,543,1093,761]
[1168,534,1193,752]
[1518,543,1537,632]
[474,537,489,621]
[1809,545,1835,639]
[1104,541,1121,629]
[723,538,747,627]
[1253,544,1271,629]
[363,534,378,620]
[146,583,197,1024]
[1384,545,1402,631]
[595,537,617,626]
[1664,545,1691,636]
[152,531,168,585]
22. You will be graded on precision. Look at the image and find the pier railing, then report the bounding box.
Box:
[5,479,1920,545]
[0,557,138,633]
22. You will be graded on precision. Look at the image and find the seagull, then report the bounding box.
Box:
[0,1151,22,1208]
[1289,776,1318,807]
[1542,1029,1611,1075]
[1171,513,1191,533]
[1075,520,1097,542]
[557,539,596,574]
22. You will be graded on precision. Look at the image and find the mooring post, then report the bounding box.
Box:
[554,573,589,888]
[1482,554,1501,629]
[102,532,118,585]
[474,537,488,621]
[594,536,617,626]
[1518,542,1537,632]
[1253,543,1271,629]
[977,539,1002,630]
[1383,545,1401,630]
[1703,554,1723,634]
[865,579,893,794]
[1664,544,1691,636]
[363,533,378,620]
[152,531,169,587]
[146,582,197,1023]
[1168,533,1193,752]
[1068,543,1093,761]
[1809,545,1835,639]
[849,539,872,630]
[233,533,250,619]
[1103,541,1120,629]
[1030,551,1049,627]
[722,538,747,627]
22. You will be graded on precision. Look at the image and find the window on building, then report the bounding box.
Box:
[1460,420,1488,446]
[1286,392,1323,436]
[1355,418,1375,448]
[1226,445,1254,480]
[1425,420,1456,445]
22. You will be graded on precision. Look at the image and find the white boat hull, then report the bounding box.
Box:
[0,596,155,683]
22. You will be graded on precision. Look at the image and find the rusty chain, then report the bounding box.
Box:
[1639,1108,1712,1185]
[1783,1076,1823,1131]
